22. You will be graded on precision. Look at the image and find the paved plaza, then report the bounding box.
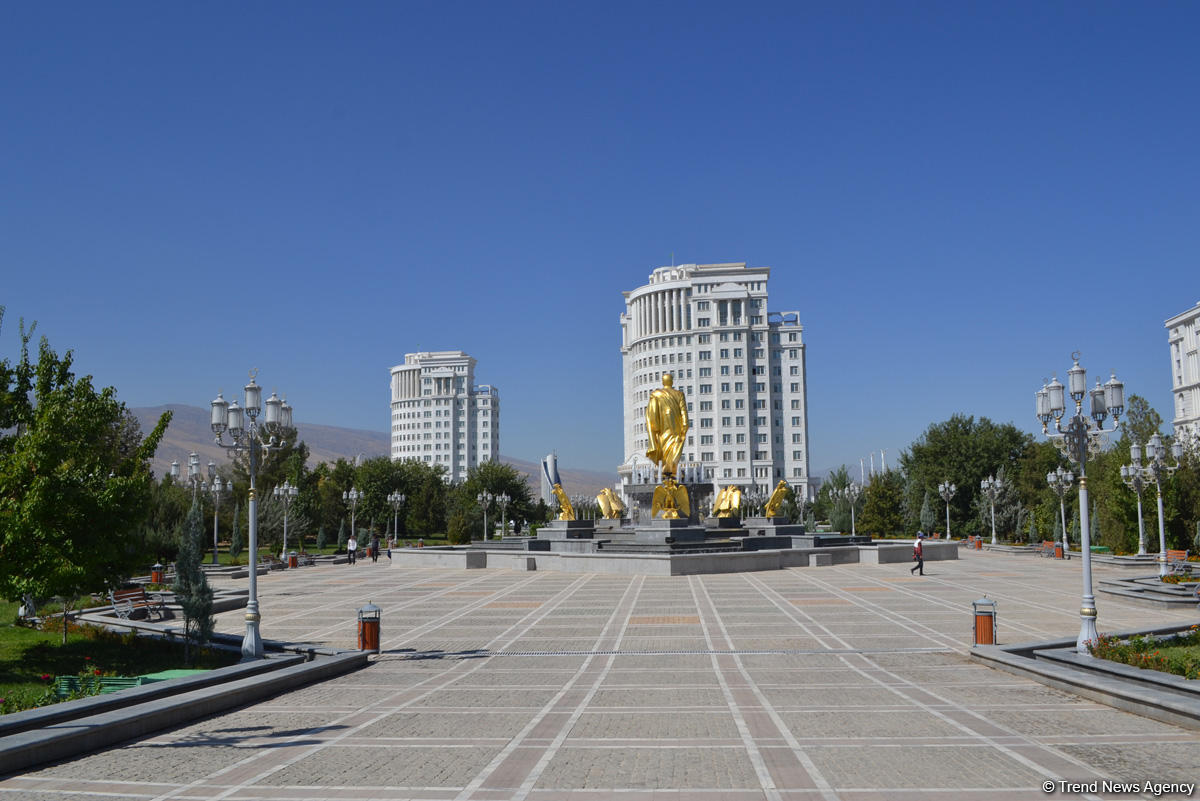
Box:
[3,550,1198,800]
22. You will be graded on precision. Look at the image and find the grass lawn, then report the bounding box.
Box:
[1090,626,1200,680]
[0,601,238,714]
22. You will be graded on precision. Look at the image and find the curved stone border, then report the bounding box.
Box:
[970,623,1200,731]
[0,649,368,775]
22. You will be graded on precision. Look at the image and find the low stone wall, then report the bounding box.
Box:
[392,542,957,576]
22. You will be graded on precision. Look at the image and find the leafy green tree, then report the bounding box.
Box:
[0,312,170,640]
[315,525,327,551]
[336,518,347,552]
[858,471,905,537]
[919,491,937,533]
[173,500,214,663]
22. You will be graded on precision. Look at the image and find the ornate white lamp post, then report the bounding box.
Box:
[202,462,228,565]
[937,481,956,540]
[211,371,293,659]
[477,491,494,540]
[1046,466,1074,554]
[388,491,406,541]
[835,483,861,536]
[496,492,511,537]
[1118,461,1149,556]
[274,481,298,558]
[343,487,361,544]
[980,475,1003,545]
[1130,434,1182,576]
[1036,353,1124,653]
[171,452,203,500]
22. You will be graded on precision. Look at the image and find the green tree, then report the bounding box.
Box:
[316,525,327,551]
[919,491,937,533]
[173,500,214,663]
[336,518,347,552]
[858,471,905,537]
[0,312,170,640]
[229,502,244,562]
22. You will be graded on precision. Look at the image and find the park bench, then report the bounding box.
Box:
[1165,549,1192,576]
[108,587,166,622]
[54,675,143,700]
[1039,540,1057,558]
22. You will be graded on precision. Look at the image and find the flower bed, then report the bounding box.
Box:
[1089,625,1200,680]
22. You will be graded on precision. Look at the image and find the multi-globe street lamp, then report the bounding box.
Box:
[496,492,511,537]
[1046,466,1074,555]
[477,491,493,540]
[388,491,406,542]
[172,452,203,500]
[1036,353,1124,653]
[1129,434,1182,577]
[343,487,361,545]
[980,475,1003,545]
[1118,460,1149,556]
[274,481,298,559]
[210,371,293,659]
[835,483,861,536]
[203,462,229,566]
[937,482,956,540]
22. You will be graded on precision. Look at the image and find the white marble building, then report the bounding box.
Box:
[390,350,499,482]
[1166,302,1200,442]
[618,262,811,504]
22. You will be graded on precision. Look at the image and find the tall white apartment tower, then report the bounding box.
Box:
[619,262,811,500]
[1166,301,1200,440]
[390,350,500,482]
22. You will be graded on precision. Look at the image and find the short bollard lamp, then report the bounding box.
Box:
[358,602,381,654]
[151,562,164,584]
[973,596,998,646]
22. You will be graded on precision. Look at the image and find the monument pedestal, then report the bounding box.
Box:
[593,518,625,533]
[633,517,707,544]
[539,519,596,540]
[741,516,806,537]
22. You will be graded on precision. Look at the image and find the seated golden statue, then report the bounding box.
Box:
[711,485,742,518]
[552,483,575,521]
[763,480,791,518]
[651,478,690,520]
[596,487,626,520]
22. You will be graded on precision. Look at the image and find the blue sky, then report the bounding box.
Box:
[2,2,1196,475]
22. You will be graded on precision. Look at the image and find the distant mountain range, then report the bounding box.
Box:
[131,404,617,498]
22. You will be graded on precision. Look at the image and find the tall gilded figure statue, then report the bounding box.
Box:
[646,374,690,518]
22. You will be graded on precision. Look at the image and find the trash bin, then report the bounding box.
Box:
[288,551,298,569]
[358,601,381,654]
[973,596,997,646]
[975,538,982,550]
[151,562,164,584]
[1054,543,1064,559]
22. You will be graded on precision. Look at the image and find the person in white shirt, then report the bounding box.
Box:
[347,534,358,565]
[911,531,925,576]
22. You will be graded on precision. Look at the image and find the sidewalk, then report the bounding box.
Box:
[3,552,1197,800]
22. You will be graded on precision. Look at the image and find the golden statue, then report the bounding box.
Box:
[763,480,791,518]
[711,485,742,518]
[646,374,689,480]
[596,487,626,520]
[552,483,575,521]
[651,478,690,520]
[645,374,690,518]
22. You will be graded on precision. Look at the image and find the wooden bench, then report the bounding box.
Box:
[1039,540,1058,558]
[1166,549,1192,575]
[109,587,166,622]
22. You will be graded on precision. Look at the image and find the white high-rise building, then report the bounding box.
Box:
[619,262,811,500]
[1166,301,1200,440]
[390,350,499,482]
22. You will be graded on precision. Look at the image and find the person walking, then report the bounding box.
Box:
[347,534,358,565]
[911,531,925,576]
[369,533,380,563]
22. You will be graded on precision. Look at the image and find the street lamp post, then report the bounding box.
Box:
[980,475,1003,545]
[210,371,293,659]
[496,492,511,537]
[477,491,493,540]
[202,462,228,566]
[937,482,956,540]
[1130,434,1182,577]
[274,481,298,559]
[836,483,861,536]
[343,487,361,547]
[1118,461,1149,556]
[1036,353,1124,653]
[1046,466,1074,554]
[171,452,203,500]
[388,491,406,542]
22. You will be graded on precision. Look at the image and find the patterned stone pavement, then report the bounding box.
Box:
[3,550,1198,800]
